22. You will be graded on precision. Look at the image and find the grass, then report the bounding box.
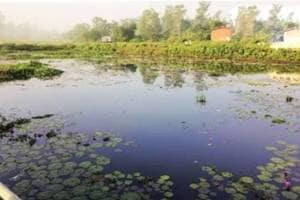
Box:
[0,61,63,81]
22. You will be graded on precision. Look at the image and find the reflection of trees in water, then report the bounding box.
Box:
[163,70,185,88]
[120,64,137,73]
[138,65,159,84]
[94,62,138,76]
[192,71,207,91]
[92,60,216,89]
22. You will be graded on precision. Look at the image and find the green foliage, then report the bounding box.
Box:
[235,6,260,39]
[89,17,112,41]
[57,2,300,43]
[65,23,91,42]
[192,1,211,40]
[162,5,186,38]
[136,9,161,41]
[111,19,136,42]
[3,42,300,65]
[196,94,207,104]
[266,4,283,39]
[0,61,63,81]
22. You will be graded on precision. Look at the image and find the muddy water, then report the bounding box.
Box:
[0,59,300,199]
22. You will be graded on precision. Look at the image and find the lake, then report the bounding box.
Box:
[0,59,300,200]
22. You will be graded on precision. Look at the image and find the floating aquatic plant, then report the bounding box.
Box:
[272,118,286,124]
[191,141,300,200]
[196,94,207,104]
[0,116,174,200]
[286,96,294,103]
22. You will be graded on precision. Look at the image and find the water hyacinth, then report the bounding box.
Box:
[0,115,175,200]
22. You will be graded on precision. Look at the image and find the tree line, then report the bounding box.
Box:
[65,1,299,43]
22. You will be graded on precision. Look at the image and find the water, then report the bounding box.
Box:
[0,59,300,199]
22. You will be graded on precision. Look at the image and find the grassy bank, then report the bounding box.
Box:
[1,42,300,64]
[0,61,63,82]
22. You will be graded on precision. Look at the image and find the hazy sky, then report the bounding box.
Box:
[0,0,300,32]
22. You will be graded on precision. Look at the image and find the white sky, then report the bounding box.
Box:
[0,0,300,32]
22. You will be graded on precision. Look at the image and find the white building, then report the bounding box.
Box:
[101,36,112,43]
[284,29,300,44]
[272,29,300,49]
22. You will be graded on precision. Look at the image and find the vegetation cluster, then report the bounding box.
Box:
[0,61,63,81]
[2,42,300,64]
[64,2,299,43]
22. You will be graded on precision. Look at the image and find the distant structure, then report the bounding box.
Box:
[101,36,112,43]
[183,39,192,45]
[284,29,300,43]
[211,27,232,42]
[272,28,300,49]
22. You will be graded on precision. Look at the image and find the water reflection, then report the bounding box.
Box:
[269,72,300,85]
[92,58,300,90]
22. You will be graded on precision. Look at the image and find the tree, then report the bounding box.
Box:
[136,9,161,41]
[90,17,111,41]
[162,5,186,38]
[235,6,259,39]
[192,1,211,40]
[65,23,91,41]
[210,11,227,29]
[112,19,136,42]
[283,12,299,31]
[266,4,283,40]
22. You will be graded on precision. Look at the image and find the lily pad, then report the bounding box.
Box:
[36,191,52,200]
[89,191,105,199]
[79,161,92,169]
[282,191,298,200]
[240,177,254,184]
[190,183,199,190]
[164,191,174,198]
[63,177,81,187]
[53,191,71,200]
[292,186,300,194]
[120,192,141,200]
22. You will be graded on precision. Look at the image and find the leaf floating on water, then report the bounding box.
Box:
[63,177,81,187]
[120,192,141,200]
[281,191,298,200]
[239,177,254,184]
[190,183,199,190]
[164,191,174,198]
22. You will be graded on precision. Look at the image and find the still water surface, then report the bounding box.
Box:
[0,59,300,199]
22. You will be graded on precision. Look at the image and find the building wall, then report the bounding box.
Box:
[211,28,232,42]
[101,36,112,42]
[284,29,300,43]
[271,29,300,49]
